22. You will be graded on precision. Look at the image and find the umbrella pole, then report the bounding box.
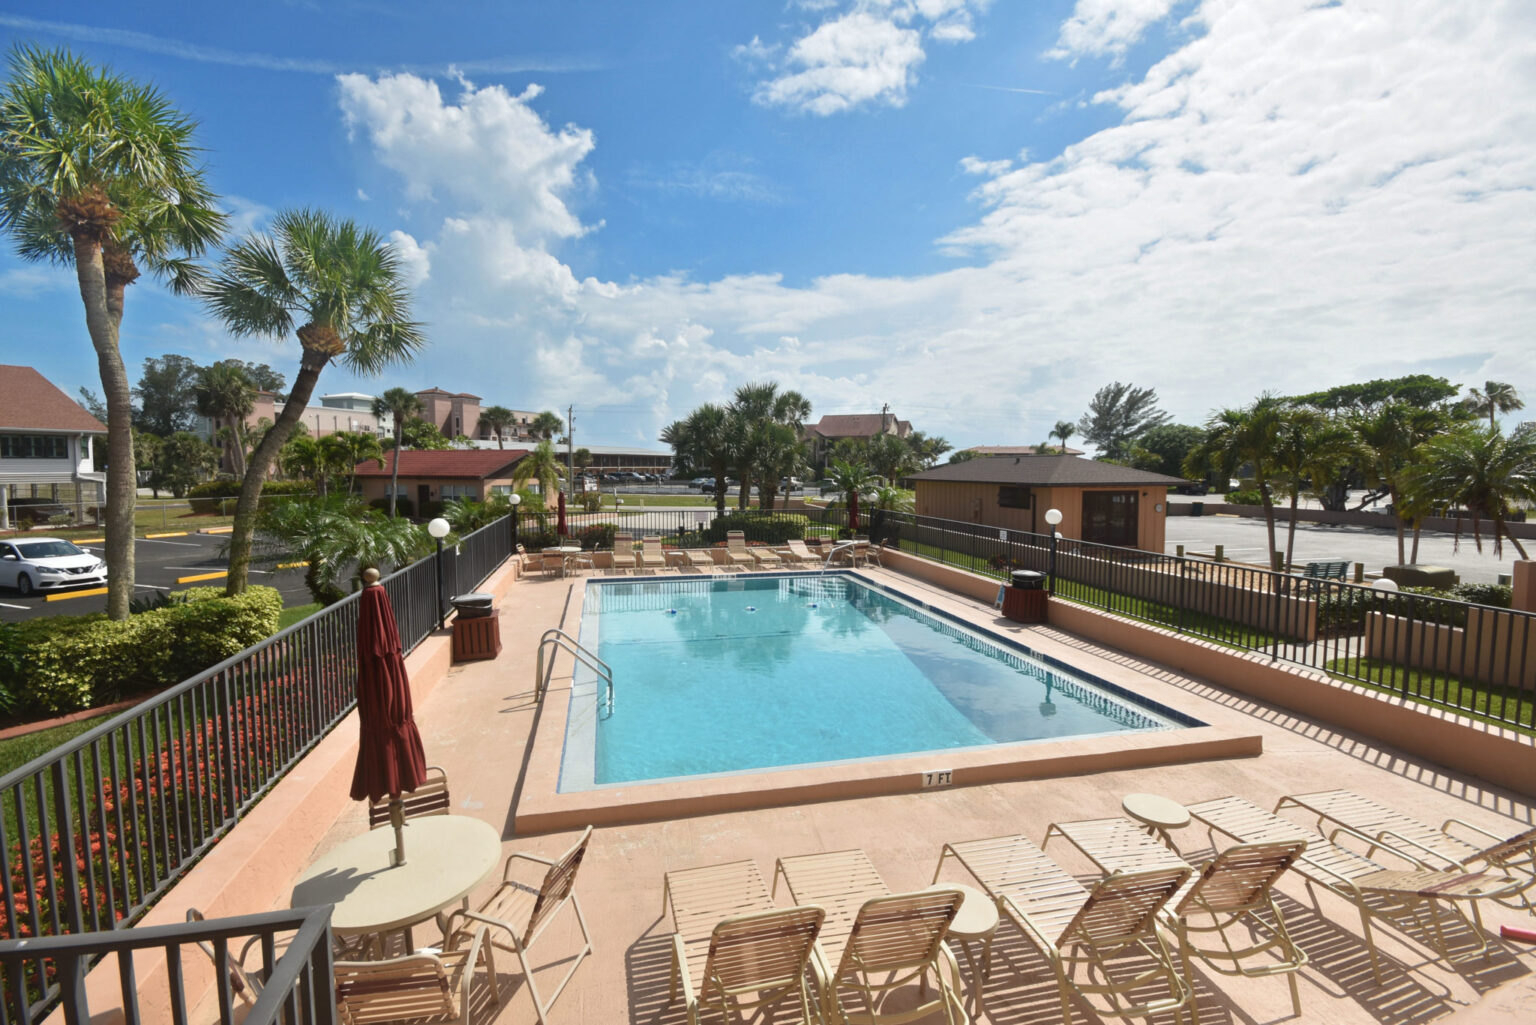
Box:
[389,797,407,866]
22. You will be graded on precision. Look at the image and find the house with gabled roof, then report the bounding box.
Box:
[353,448,530,515]
[803,410,911,466]
[0,365,107,529]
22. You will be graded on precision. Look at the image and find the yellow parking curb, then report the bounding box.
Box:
[145,531,190,539]
[277,561,309,569]
[201,526,234,534]
[176,570,228,583]
[75,537,105,544]
[46,587,108,602]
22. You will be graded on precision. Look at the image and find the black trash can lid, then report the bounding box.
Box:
[450,592,494,608]
[1011,570,1045,584]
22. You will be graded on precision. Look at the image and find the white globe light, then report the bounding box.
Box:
[1371,577,1400,591]
[1044,508,1063,526]
[427,517,451,539]
[509,492,522,506]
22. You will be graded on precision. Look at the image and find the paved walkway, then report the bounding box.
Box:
[296,565,1536,1025]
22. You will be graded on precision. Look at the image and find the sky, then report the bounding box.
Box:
[1,0,1534,451]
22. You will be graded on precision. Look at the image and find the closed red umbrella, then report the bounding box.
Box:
[556,488,568,536]
[350,569,428,865]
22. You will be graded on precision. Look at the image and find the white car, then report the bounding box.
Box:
[0,537,108,596]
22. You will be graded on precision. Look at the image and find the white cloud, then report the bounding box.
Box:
[387,230,432,287]
[356,188,371,201]
[1048,0,1181,61]
[0,267,68,297]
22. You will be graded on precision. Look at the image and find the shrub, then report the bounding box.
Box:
[0,586,283,717]
[1451,582,1512,608]
[575,522,617,550]
[369,495,415,518]
[187,479,311,514]
[699,511,810,545]
[1225,489,1263,507]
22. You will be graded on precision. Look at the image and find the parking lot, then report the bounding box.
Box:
[0,531,313,623]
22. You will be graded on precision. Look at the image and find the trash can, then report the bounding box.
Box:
[450,593,495,619]
[1011,570,1045,590]
[1190,501,1204,517]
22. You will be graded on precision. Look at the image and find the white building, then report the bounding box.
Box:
[0,365,107,529]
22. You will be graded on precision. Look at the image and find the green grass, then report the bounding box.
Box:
[0,714,115,778]
[278,603,322,631]
[598,494,742,508]
[2,501,236,540]
[1325,657,1534,735]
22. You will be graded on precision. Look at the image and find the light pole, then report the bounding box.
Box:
[1044,508,1063,593]
[509,491,522,548]
[428,517,450,630]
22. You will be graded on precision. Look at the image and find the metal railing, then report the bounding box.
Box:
[0,514,515,1020]
[0,906,336,1025]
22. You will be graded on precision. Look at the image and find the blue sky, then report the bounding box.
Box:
[2,1,1533,450]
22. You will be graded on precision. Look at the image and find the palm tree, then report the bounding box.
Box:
[868,484,914,544]
[1186,396,1286,565]
[1051,420,1076,454]
[512,440,564,501]
[1406,425,1536,560]
[529,410,564,442]
[0,47,226,619]
[479,404,516,448]
[279,434,327,494]
[662,404,734,515]
[321,431,383,495]
[1463,381,1525,431]
[1270,409,1358,569]
[1352,402,1446,564]
[253,495,429,605]
[729,382,810,509]
[203,209,425,594]
[372,387,423,517]
[194,362,256,477]
[827,459,877,533]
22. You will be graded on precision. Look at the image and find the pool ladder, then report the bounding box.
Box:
[536,628,614,715]
[821,541,858,572]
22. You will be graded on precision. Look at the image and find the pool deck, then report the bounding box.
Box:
[256,564,1536,1023]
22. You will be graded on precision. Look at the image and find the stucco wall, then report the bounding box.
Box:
[1363,610,1536,690]
[913,481,1168,552]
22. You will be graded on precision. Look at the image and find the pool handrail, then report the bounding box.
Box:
[537,627,614,713]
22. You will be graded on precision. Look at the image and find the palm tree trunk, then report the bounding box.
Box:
[73,241,135,620]
[388,426,402,517]
[1258,489,1278,569]
[1498,519,1530,560]
[226,358,327,595]
[1284,493,1300,570]
[1410,523,1422,564]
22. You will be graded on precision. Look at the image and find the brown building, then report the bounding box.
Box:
[804,411,911,465]
[415,388,481,440]
[907,455,1185,552]
[354,449,529,511]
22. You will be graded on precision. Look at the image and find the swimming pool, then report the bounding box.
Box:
[558,573,1200,791]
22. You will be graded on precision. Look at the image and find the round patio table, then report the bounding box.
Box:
[921,883,998,1016]
[1121,793,1191,849]
[291,815,501,949]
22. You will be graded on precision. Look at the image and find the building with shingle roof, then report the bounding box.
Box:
[0,365,108,529]
[352,448,531,514]
[907,455,1185,552]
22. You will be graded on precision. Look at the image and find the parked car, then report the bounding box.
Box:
[689,477,709,487]
[0,537,108,596]
[1174,480,1208,495]
[780,477,803,491]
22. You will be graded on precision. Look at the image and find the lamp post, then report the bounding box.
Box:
[509,491,522,548]
[1044,508,1063,593]
[427,517,450,630]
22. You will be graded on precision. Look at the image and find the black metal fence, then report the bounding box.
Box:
[0,515,514,1022]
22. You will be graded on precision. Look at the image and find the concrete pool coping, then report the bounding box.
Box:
[514,570,1263,833]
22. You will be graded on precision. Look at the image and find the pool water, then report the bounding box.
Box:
[558,574,1196,790]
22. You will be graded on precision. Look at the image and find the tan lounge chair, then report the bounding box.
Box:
[773,849,967,1024]
[751,545,784,568]
[1276,789,1536,912]
[936,834,1190,1023]
[608,532,637,574]
[670,548,717,573]
[452,826,594,1025]
[334,922,499,1025]
[722,530,756,568]
[638,535,668,573]
[664,860,823,1025]
[777,539,816,565]
[1189,796,1525,981]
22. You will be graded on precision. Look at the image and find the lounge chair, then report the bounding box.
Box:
[664,860,823,1025]
[452,826,594,1025]
[1276,789,1536,912]
[722,531,756,569]
[609,533,636,574]
[777,539,816,565]
[773,849,967,1024]
[936,834,1190,1023]
[1189,796,1525,980]
[750,545,784,569]
[670,548,717,573]
[638,536,668,573]
[334,922,499,1025]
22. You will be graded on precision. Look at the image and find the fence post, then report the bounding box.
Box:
[1177,555,1188,635]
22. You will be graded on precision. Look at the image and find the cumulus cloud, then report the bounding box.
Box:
[1048,0,1182,61]
[387,231,432,287]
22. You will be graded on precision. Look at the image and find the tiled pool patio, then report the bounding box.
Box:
[199,562,1536,1023]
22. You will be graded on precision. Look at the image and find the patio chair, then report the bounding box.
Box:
[750,543,784,569]
[609,532,637,574]
[723,531,756,569]
[334,922,498,1025]
[664,859,823,1025]
[1189,796,1525,981]
[1275,789,1536,912]
[936,835,1191,1024]
[776,539,815,565]
[186,908,274,1007]
[638,535,668,573]
[672,548,718,573]
[451,825,594,1025]
[367,765,451,829]
[566,546,596,576]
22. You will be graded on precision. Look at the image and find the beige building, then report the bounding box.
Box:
[803,411,911,465]
[415,388,481,441]
[907,455,1185,552]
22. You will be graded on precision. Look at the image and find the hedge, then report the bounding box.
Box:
[0,586,283,717]
[187,479,312,514]
[369,495,416,518]
[699,511,810,545]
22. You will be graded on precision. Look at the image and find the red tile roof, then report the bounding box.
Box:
[355,448,528,479]
[809,413,896,438]
[0,365,108,433]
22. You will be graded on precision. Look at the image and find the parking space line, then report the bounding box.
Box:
[137,538,199,546]
[0,601,26,609]
[46,587,108,602]
[176,571,227,583]
[134,584,170,591]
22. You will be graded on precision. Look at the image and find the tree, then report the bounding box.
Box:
[253,495,429,605]
[1269,410,1358,569]
[1137,424,1205,479]
[320,431,382,496]
[1076,382,1170,460]
[1352,402,1447,564]
[728,382,810,511]
[1462,381,1525,431]
[479,405,516,448]
[78,387,109,423]
[947,449,980,464]
[1186,396,1286,564]
[866,431,915,483]
[573,447,593,476]
[133,429,163,496]
[133,354,201,436]
[396,417,451,450]
[827,459,877,532]
[905,430,951,468]
[1406,425,1536,560]
[0,47,226,619]
[211,358,286,398]
[193,361,256,476]
[372,386,423,516]
[279,434,328,495]
[662,404,734,515]
[1291,374,1459,412]
[151,431,218,497]
[1051,420,1076,454]
[529,410,564,442]
[512,440,565,501]
[203,209,424,595]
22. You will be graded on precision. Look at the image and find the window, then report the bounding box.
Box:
[997,485,1032,510]
[0,434,69,459]
[441,484,475,499]
[490,484,513,495]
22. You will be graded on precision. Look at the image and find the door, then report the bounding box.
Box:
[0,542,16,587]
[417,484,432,511]
[1081,491,1138,547]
